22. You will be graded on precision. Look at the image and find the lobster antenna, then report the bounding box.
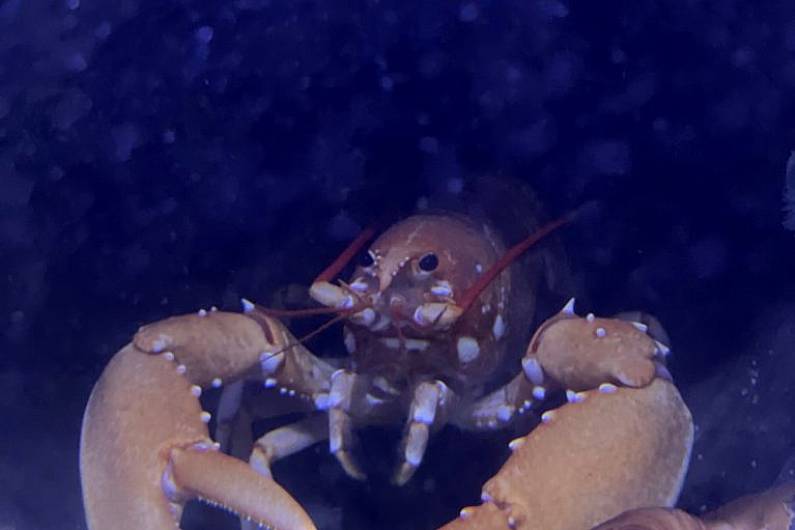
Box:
[314,226,378,283]
[249,223,376,319]
[456,213,574,314]
[248,225,378,358]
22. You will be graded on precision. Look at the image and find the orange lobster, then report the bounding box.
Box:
[80,206,794,530]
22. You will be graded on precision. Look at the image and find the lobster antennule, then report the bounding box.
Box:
[314,225,378,283]
[456,213,574,314]
[256,311,355,365]
[249,223,379,360]
[248,296,367,357]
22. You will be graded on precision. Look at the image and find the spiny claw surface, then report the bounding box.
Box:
[591,507,707,530]
[529,315,659,390]
[133,311,280,387]
[440,378,693,530]
[442,503,517,530]
[82,337,315,529]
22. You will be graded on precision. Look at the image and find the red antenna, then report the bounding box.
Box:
[314,226,377,283]
[456,213,574,314]
[252,226,377,319]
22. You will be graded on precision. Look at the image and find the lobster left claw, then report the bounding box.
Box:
[80,310,317,530]
[525,305,663,391]
[440,307,693,530]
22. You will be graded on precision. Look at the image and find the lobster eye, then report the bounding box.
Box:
[418,253,439,272]
[359,250,376,268]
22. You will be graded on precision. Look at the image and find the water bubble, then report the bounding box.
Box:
[195,25,214,43]
[64,53,88,72]
[459,2,478,22]
[419,137,439,154]
[95,21,112,39]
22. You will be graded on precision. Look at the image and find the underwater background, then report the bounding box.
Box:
[3,1,795,529]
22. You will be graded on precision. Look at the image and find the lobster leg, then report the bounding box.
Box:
[328,369,369,480]
[393,380,458,485]
[216,379,248,453]
[250,414,329,478]
[454,373,542,431]
[216,380,320,456]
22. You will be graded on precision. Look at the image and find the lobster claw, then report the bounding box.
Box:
[81,311,317,530]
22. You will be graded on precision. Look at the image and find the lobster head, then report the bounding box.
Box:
[309,214,502,338]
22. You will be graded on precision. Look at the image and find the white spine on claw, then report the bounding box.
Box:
[240,298,255,313]
[561,297,576,315]
[508,437,526,451]
[497,405,514,422]
[522,357,544,385]
[151,339,168,353]
[260,351,284,374]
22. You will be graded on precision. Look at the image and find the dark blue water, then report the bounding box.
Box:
[3,1,795,529]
